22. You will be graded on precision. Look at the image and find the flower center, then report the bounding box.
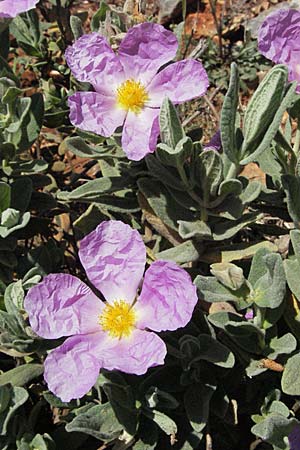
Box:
[116,79,149,113]
[99,300,136,338]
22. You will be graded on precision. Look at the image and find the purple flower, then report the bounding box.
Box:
[0,0,38,18]
[65,23,209,161]
[203,130,222,152]
[289,424,300,450]
[245,309,254,320]
[258,8,300,92]
[24,221,198,402]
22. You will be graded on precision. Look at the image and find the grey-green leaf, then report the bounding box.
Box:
[220,62,239,163]
[159,97,184,149]
[66,403,122,441]
[281,353,300,395]
[0,364,43,387]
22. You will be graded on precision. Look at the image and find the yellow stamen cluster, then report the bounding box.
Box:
[116,79,149,114]
[99,300,136,338]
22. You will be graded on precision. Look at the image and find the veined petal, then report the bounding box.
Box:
[44,333,104,402]
[68,92,125,137]
[258,8,300,64]
[79,221,146,304]
[102,329,166,375]
[65,33,114,83]
[148,60,209,107]
[0,0,38,17]
[24,274,103,339]
[118,22,178,85]
[136,260,198,332]
[121,108,160,160]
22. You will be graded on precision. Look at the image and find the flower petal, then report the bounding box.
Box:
[44,333,104,402]
[79,221,146,303]
[121,108,160,160]
[102,329,166,375]
[289,424,300,450]
[258,8,300,91]
[65,33,113,83]
[258,9,300,63]
[148,60,209,107]
[0,0,38,17]
[286,53,300,93]
[68,92,125,137]
[118,22,178,84]
[203,130,222,151]
[24,274,103,339]
[136,260,198,332]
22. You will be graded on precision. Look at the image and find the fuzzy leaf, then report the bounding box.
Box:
[242,65,288,155]
[282,353,300,396]
[0,364,43,387]
[220,62,239,163]
[159,97,184,149]
[184,383,215,432]
[66,403,122,441]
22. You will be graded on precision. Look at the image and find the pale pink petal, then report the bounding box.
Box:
[24,274,103,339]
[102,329,166,375]
[91,55,126,96]
[79,221,146,304]
[121,108,160,160]
[258,8,300,92]
[65,33,114,84]
[0,0,38,17]
[135,260,198,332]
[44,333,104,402]
[68,92,125,137]
[118,22,178,85]
[148,60,209,107]
[258,9,300,64]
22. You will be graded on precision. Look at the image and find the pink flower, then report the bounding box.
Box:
[24,221,198,402]
[0,0,38,18]
[258,8,300,92]
[65,22,209,161]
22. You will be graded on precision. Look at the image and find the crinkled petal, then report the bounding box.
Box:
[24,274,103,339]
[44,333,104,402]
[102,329,166,375]
[135,260,198,332]
[121,108,160,160]
[289,424,300,450]
[258,9,300,63]
[148,60,209,106]
[258,8,300,91]
[0,0,38,17]
[68,92,125,137]
[79,221,146,303]
[66,33,113,82]
[118,22,178,84]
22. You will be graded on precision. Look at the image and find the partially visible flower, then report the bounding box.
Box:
[203,130,222,152]
[289,424,300,450]
[0,0,38,18]
[258,8,300,92]
[65,22,209,161]
[24,221,198,402]
[244,309,254,320]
